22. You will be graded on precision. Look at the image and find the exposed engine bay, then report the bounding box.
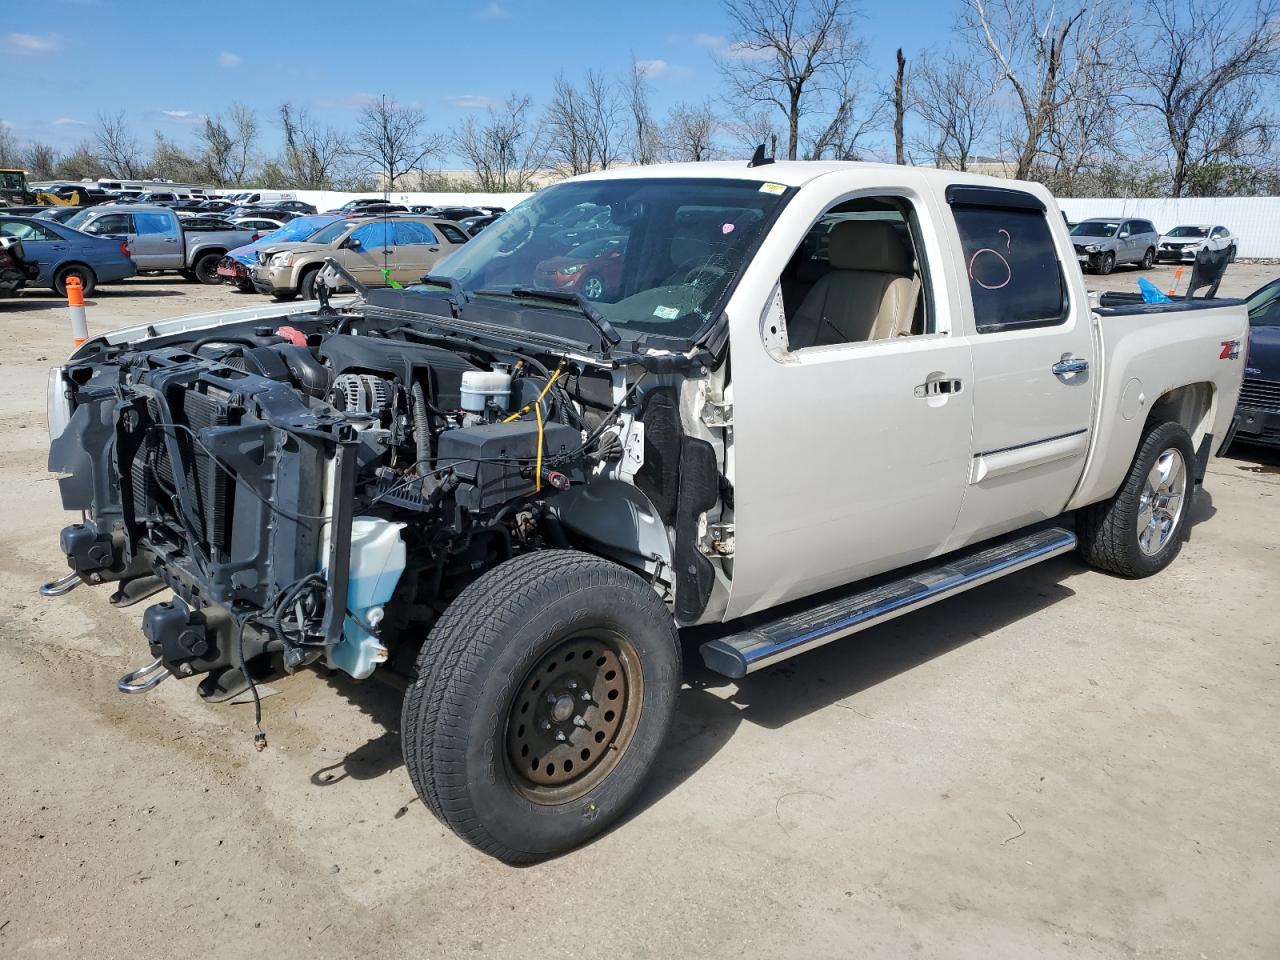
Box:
[47,296,729,704]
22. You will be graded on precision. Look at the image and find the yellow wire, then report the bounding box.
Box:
[534,396,544,493]
[501,361,565,424]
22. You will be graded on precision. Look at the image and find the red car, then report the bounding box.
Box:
[534,235,626,301]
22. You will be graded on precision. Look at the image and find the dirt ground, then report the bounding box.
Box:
[1,263,1277,960]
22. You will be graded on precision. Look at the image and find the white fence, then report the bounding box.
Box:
[1057,197,1280,258]
[256,189,1280,258]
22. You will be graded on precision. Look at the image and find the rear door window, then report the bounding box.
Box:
[951,204,1067,333]
[134,212,176,235]
[434,222,467,244]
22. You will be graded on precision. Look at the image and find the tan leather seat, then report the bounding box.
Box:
[787,220,917,349]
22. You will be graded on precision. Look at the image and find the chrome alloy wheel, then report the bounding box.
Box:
[1136,448,1187,555]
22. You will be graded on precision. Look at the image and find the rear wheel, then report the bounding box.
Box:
[1077,420,1196,578]
[53,264,96,297]
[401,550,681,863]
[192,252,222,285]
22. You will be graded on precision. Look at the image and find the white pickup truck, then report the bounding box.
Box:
[43,161,1247,863]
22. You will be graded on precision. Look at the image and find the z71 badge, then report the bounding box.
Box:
[1220,339,1241,360]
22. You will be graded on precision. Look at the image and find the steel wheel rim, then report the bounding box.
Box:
[582,275,603,300]
[505,631,643,805]
[1136,447,1187,556]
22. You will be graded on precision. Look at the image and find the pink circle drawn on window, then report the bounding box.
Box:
[968,248,1012,290]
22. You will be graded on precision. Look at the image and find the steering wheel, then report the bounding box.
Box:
[495,215,534,256]
[682,264,727,288]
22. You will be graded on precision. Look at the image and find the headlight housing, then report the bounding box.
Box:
[271,252,294,267]
[1085,244,1101,253]
[559,263,584,275]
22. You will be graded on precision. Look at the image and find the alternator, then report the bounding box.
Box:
[331,373,393,415]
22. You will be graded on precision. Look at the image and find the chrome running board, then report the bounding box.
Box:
[700,526,1077,679]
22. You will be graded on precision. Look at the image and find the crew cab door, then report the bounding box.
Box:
[130,211,183,268]
[941,186,1095,546]
[724,180,975,619]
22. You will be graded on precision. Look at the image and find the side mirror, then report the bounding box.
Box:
[1119,230,1130,239]
[346,237,361,250]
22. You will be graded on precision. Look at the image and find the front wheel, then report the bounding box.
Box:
[1228,245,1237,263]
[1098,252,1116,275]
[401,550,681,863]
[1077,420,1196,578]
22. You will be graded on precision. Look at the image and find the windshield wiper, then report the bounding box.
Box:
[421,273,469,313]
[476,286,622,350]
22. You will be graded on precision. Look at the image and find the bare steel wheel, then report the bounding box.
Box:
[401,550,681,863]
[1136,448,1186,555]
[506,633,643,803]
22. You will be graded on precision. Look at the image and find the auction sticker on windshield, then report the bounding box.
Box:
[759,182,786,195]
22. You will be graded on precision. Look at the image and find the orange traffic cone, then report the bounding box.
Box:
[66,275,88,346]
[1166,266,1184,297]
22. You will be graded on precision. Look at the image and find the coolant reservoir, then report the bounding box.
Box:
[325,516,406,679]
[460,367,512,412]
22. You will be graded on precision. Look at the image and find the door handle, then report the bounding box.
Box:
[163,237,178,243]
[914,378,963,398]
[1052,357,1089,376]
[427,246,439,252]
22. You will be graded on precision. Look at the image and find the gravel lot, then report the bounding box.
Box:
[1,262,1277,960]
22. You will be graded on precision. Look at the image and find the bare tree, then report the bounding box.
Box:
[893,49,907,164]
[963,0,1121,180]
[803,59,888,159]
[1128,0,1280,196]
[52,141,103,180]
[626,57,660,165]
[279,103,350,189]
[93,111,141,178]
[0,123,20,167]
[22,141,59,179]
[717,0,868,160]
[351,94,444,190]
[454,94,548,191]
[148,131,205,182]
[721,107,782,158]
[544,70,625,175]
[200,104,258,186]
[910,49,997,170]
[662,100,719,161]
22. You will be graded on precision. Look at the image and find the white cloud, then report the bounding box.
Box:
[218,51,242,68]
[635,58,671,78]
[314,92,377,111]
[476,1,508,19]
[51,117,87,128]
[445,94,498,109]
[159,110,207,124]
[4,32,62,54]
[692,33,726,49]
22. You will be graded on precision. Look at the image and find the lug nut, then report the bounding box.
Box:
[572,715,587,728]
[567,680,578,690]
[580,691,592,702]
[541,720,552,731]
[555,731,567,742]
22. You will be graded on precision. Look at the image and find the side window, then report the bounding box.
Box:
[349,222,392,249]
[434,222,467,245]
[1,220,57,241]
[778,195,931,351]
[134,212,176,235]
[952,204,1067,333]
[395,222,439,245]
[86,213,134,235]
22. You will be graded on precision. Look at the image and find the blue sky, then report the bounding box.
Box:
[1,0,959,162]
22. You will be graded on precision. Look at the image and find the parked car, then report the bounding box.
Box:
[335,198,394,212]
[1231,277,1280,448]
[43,162,1247,863]
[534,233,626,300]
[0,215,136,295]
[328,201,408,215]
[33,206,86,224]
[215,213,345,291]
[0,234,40,297]
[255,200,316,215]
[176,215,236,230]
[231,216,288,237]
[1157,224,1237,264]
[196,199,234,213]
[63,204,255,284]
[459,213,501,236]
[250,215,466,300]
[1069,217,1159,274]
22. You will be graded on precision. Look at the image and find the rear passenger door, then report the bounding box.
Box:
[131,211,183,268]
[944,187,1095,547]
[391,221,443,282]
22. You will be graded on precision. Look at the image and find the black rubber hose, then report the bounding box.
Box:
[410,379,433,475]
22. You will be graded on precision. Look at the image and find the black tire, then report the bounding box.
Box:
[53,264,96,297]
[401,550,681,863]
[1228,245,1237,263]
[1099,252,1116,275]
[270,290,298,302]
[298,266,321,301]
[1077,420,1196,578]
[192,252,222,285]
[1140,248,1155,269]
